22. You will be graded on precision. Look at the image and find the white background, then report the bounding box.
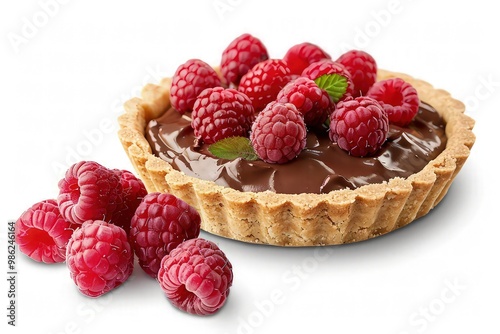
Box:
[1,0,499,333]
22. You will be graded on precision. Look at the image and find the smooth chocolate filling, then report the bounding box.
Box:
[145,102,446,194]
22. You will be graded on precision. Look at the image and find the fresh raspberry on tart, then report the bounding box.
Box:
[250,101,307,164]
[329,96,389,157]
[220,33,269,86]
[367,77,420,126]
[238,59,292,111]
[302,59,355,101]
[283,42,331,76]
[192,87,255,145]
[276,76,333,127]
[170,59,222,114]
[336,50,377,97]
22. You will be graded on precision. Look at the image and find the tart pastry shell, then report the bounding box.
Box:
[118,70,475,246]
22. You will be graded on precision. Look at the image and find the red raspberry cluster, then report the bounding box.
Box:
[16,161,146,295]
[170,34,420,162]
[16,161,146,265]
[15,160,232,315]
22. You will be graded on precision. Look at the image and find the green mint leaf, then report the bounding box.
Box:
[315,73,348,103]
[208,136,258,161]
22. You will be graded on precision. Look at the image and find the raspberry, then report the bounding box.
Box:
[238,59,292,111]
[15,199,74,263]
[336,50,377,97]
[367,78,420,126]
[158,238,233,315]
[250,102,307,164]
[276,76,333,127]
[130,192,201,278]
[170,59,222,114]
[329,96,389,157]
[66,220,134,297]
[301,59,355,99]
[220,33,269,86]
[191,87,255,145]
[283,42,331,75]
[57,161,122,225]
[109,169,147,235]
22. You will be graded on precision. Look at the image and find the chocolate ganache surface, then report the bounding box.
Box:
[145,102,446,194]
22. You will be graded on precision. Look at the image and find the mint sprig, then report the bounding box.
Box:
[315,73,348,103]
[208,136,258,161]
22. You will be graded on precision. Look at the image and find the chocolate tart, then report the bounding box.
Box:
[118,69,475,246]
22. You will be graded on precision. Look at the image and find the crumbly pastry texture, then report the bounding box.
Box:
[118,69,475,246]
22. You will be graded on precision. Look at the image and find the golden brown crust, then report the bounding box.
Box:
[118,69,475,246]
